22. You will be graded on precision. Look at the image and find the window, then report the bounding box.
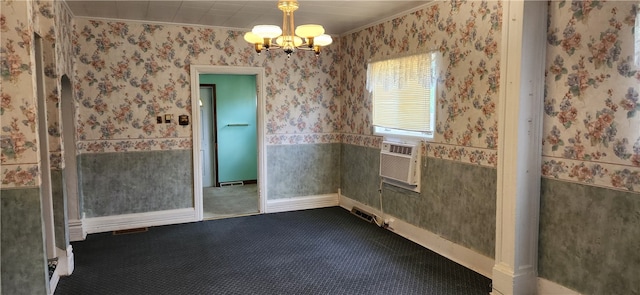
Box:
[367,52,437,140]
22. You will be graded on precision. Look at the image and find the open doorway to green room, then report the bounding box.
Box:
[190,65,266,221]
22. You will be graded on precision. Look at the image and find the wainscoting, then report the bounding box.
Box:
[339,195,495,277]
[78,150,193,218]
[267,143,341,200]
[340,143,497,258]
[1,187,48,295]
[539,178,640,295]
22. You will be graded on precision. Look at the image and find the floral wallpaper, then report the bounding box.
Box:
[1,0,40,187]
[72,19,341,153]
[55,0,75,170]
[544,1,640,192]
[339,0,502,168]
[1,0,73,186]
[267,133,342,146]
[33,0,64,170]
[55,0,73,77]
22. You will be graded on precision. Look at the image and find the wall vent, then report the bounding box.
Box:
[350,207,375,223]
[380,141,421,192]
[113,227,148,235]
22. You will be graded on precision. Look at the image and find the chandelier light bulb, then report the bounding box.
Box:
[314,34,333,46]
[295,24,325,39]
[252,25,282,39]
[243,32,264,44]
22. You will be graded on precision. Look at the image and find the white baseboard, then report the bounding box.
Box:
[49,268,60,294]
[339,194,494,278]
[266,194,339,213]
[537,277,581,295]
[83,208,197,234]
[55,245,74,276]
[49,266,60,295]
[68,219,86,242]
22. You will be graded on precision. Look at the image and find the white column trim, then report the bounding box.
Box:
[493,1,547,294]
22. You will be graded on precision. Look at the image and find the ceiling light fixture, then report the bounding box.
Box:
[243,0,333,57]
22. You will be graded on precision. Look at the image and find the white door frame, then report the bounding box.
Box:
[189,65,266,221]
[35,34,56,259]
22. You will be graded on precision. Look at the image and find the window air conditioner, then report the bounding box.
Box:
[379,141,421,192]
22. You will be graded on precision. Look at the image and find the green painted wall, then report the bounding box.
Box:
[199,74,258,183]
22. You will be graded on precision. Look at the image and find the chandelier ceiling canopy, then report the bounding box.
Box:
[243,0,333,57]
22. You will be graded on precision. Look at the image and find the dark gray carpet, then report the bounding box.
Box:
[55,207,491,295]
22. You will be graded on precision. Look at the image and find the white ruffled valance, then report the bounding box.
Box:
[366,53,434,92]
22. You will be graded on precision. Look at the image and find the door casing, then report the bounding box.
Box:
[199,84,217,187]
[190,65,266,221]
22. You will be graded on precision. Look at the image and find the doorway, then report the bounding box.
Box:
[199,77,258,219]
[190,66,266,221]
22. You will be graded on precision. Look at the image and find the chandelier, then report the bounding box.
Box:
[243,0,333,57]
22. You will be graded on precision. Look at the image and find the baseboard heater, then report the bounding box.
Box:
[113,227,148,235]
[350,207,375,223]
[220,181,244,187]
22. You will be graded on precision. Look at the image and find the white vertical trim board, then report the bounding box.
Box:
[83,208,196,234]
[339,194,494,278]
[266,194,339,213]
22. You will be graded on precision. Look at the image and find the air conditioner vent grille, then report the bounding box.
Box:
[380,153,412,183]
[389,144,413,155]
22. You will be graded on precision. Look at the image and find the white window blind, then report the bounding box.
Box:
[367,53,435,135]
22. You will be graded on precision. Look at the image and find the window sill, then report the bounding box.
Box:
[373,126,433,143]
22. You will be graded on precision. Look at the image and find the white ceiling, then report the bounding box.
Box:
[64,0,432,35]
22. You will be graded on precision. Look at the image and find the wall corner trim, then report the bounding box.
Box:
[266,194,339,213]
[83,208,197,234]
[339,194,495,278]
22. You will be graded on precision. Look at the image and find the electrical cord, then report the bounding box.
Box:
[373,177,386,228]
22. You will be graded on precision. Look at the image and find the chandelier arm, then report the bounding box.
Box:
[305,37,315,49]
